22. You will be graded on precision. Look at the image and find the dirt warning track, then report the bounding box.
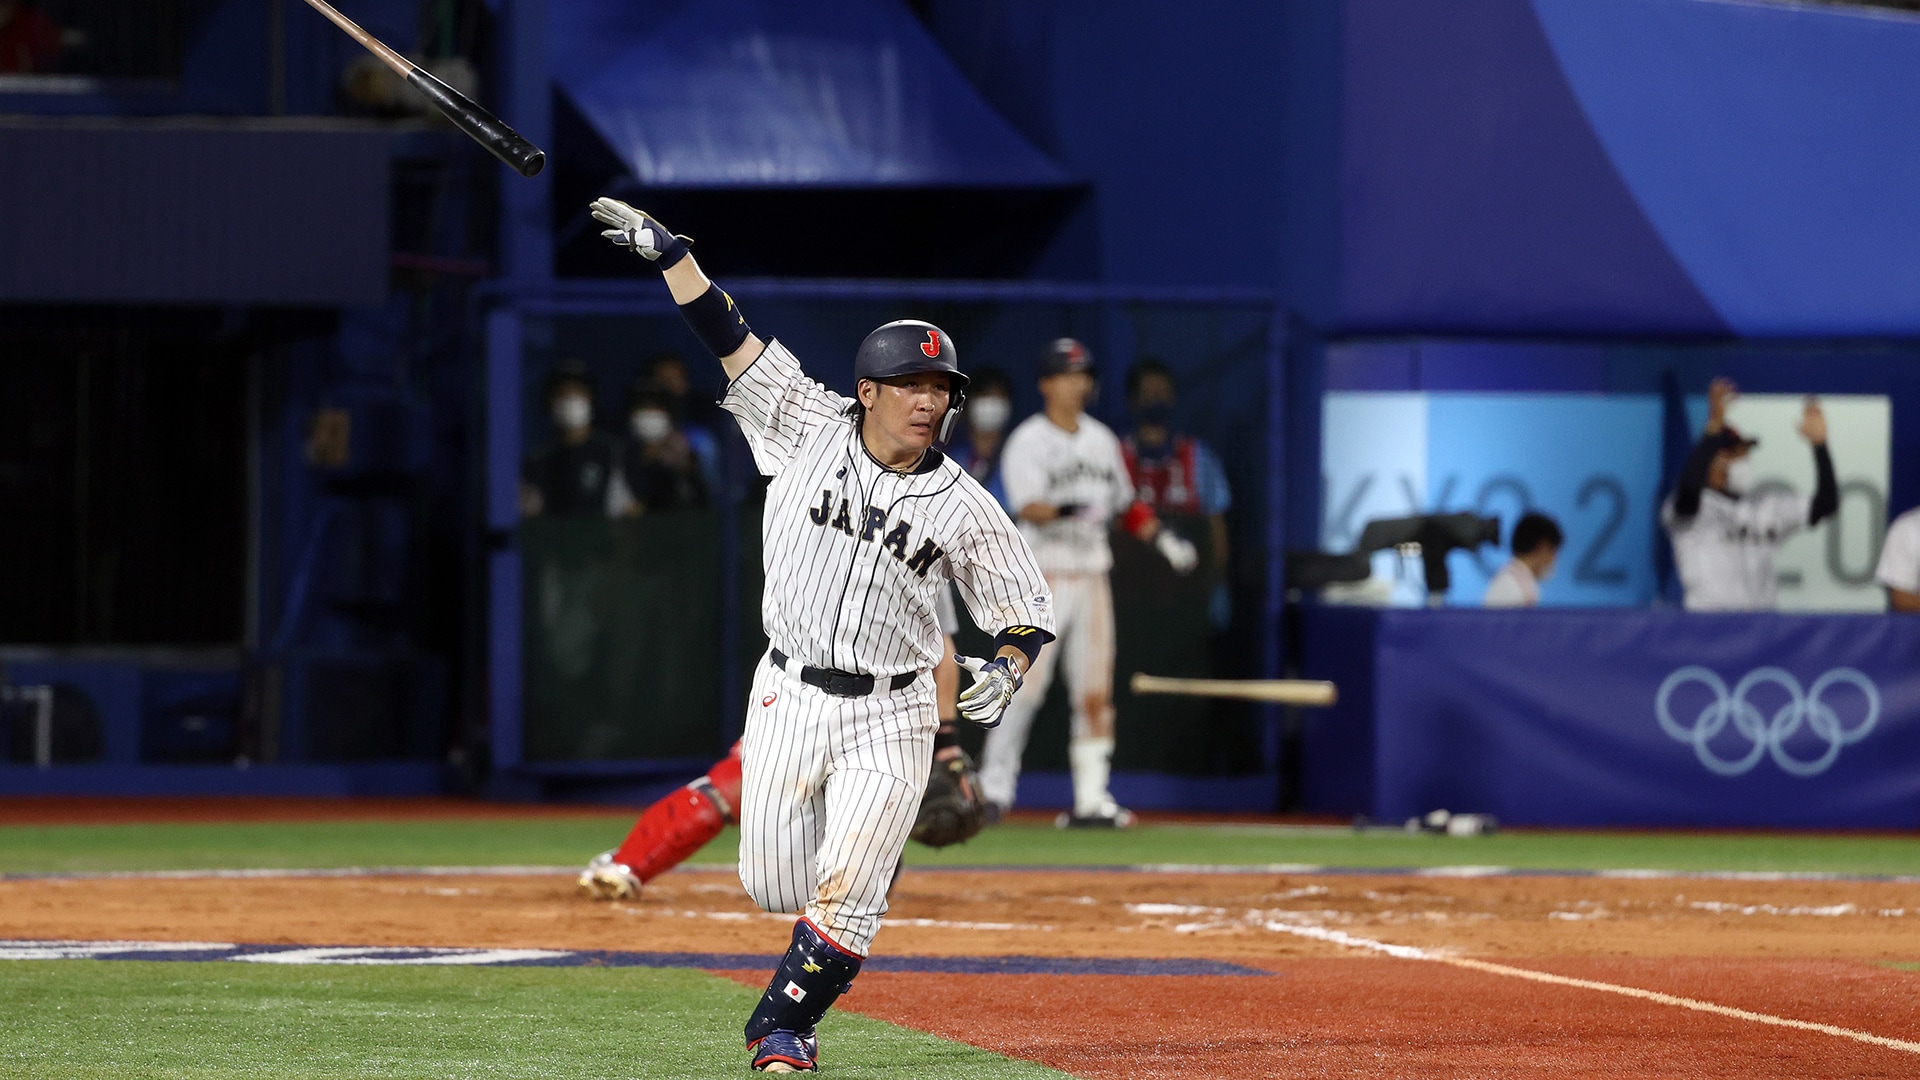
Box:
[3,866,1916,1078]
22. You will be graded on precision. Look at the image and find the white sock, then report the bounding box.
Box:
[1068,737,1115,817]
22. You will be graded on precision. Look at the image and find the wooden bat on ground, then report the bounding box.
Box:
[300,0,546,177]
[1130,673,1338,708]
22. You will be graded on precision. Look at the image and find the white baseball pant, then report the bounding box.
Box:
[737,655,937,956]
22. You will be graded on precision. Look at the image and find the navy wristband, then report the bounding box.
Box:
[679,283,751,357]
[992,625,1055,669]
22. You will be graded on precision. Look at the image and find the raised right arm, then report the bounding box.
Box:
[589,198,764,381]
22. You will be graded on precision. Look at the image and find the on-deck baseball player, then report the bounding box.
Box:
[589,196,1053,1074]
[578,592,988,900]
[981,339,1197,828]
[1662,377,1837,611]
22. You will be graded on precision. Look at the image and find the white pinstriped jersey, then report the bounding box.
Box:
[722,340,1053,676]
[1000,413,1135,575]
[1661,488,1811,611]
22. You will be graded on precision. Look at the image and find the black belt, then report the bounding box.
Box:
[770,649,917,697]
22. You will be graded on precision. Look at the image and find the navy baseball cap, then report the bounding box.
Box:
[1040,337,1094,377]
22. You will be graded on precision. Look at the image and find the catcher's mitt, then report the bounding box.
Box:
[911,746,987,848]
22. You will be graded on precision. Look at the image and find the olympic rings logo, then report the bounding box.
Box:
[1655,667,1880,778]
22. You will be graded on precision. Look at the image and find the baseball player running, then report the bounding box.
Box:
[589,197,1053,1074]
[578,593,991,900]
[981,339,1197,828]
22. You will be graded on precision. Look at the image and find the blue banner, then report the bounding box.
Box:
[1310,608,1920,827]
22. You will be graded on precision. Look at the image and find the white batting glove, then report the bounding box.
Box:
[956,655,1022,728]
[1154,528,1199,574]
[588,198,692,268]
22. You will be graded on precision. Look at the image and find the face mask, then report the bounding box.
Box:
[1724,457,1755,495]
[631,408,673,443]
[1133,402,1175,428]
[969,396,1010,434]
[553,395,591,431]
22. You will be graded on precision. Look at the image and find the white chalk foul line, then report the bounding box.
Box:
[1259,917,1920,1057]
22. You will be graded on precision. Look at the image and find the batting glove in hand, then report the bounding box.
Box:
[589,198,692,269]
[956,655,1022,728]
[1154,528,1199,574]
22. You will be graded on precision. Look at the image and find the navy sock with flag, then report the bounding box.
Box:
[744,918,863,1046]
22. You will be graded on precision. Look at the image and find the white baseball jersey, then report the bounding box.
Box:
[723,339,1054,676]
[1662,488,1811,611]
[1874,506,1920,595]
[721,337,1053,956]
[1000,413,1135,574]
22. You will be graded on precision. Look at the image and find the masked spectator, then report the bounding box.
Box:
[1121,359,1232,625]
[1484,512,1562,607]
[948,366,1012,509]
[640,351,722,496]
[521,362,623,518]
[619,378,708,512]
[1662,378,1837,611]
[0,0,61,75]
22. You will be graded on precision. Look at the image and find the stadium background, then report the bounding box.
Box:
[5,4,1920,1079]
[4,0,1920,819]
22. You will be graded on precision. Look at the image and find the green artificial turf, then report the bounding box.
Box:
[0,817,637,874]
[889,821,1920,876]
[0,816,1914,876]
[0,961,1067,1080]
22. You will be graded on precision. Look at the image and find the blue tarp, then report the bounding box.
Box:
[549,0,1073,188]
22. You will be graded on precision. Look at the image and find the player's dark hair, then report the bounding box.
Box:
[1125,358,1176,402]
[1511,512,1564,556]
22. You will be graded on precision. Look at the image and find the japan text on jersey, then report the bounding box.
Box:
[804,490,945,578]
[722,340,1053,677]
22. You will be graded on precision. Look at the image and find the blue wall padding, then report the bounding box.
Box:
[0,122,388,305]
[1304,607,1920,828]
[1340,0,1724,335]
[550,0,1072,187]
[1533,0,1920,337]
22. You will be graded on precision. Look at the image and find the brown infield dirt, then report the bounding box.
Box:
[5,865,1920,1078]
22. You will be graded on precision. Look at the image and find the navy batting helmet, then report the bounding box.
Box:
[1041,337,1094,377]
[853,320,969,447]
[854,320,969,390]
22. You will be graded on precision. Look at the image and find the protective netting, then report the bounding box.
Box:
[514,289,1278,774]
